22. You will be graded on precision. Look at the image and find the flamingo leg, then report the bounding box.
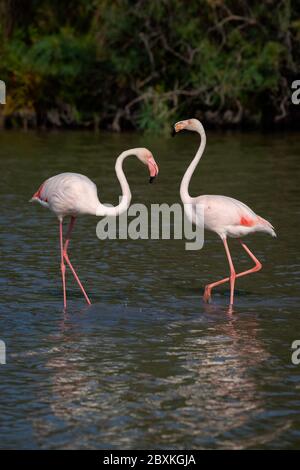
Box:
[224,238,236,305]
[203,240,262,304]
[59,219,67,309]
[63,217,92,305]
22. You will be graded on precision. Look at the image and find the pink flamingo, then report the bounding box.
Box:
[173,119,276,306]
[30,148,159,309]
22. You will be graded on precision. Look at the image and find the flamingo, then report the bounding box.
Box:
[173,118,276,306]
[30,148,159,309]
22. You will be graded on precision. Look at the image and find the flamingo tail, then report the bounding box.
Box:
[257,216,276,238]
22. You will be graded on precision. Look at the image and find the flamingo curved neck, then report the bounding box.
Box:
[180,122,206,204]
[96,150,132,217]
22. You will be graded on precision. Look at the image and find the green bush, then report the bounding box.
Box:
[0,0,299,131]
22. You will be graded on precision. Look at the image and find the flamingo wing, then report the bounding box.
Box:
[196,195,276,238]
[30,173,99,217]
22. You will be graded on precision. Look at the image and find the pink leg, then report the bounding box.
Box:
[63,217,92,305]
[224,238,236,305]
[203,240,262,304]
[59,219,67,309]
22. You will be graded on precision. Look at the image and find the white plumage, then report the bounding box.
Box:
[31,172,100,218]
[193,194,276,239]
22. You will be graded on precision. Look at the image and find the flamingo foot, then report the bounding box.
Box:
[203,285,212,303]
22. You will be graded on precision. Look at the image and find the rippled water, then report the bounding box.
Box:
[0,130,299,449]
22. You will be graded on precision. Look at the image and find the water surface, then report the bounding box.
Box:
[0,130,299,449]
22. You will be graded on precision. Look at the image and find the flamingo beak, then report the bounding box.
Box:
[148,157,159,183]
[172,122,186,136]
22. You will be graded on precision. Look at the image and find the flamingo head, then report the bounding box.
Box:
[135,148,159,183]
[172,118,200,135]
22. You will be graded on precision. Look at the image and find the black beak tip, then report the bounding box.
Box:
[171,128,176,137]
[149,176,156,184]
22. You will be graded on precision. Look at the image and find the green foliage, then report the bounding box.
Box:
[0,0,299,130]
[138,89,175,135]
